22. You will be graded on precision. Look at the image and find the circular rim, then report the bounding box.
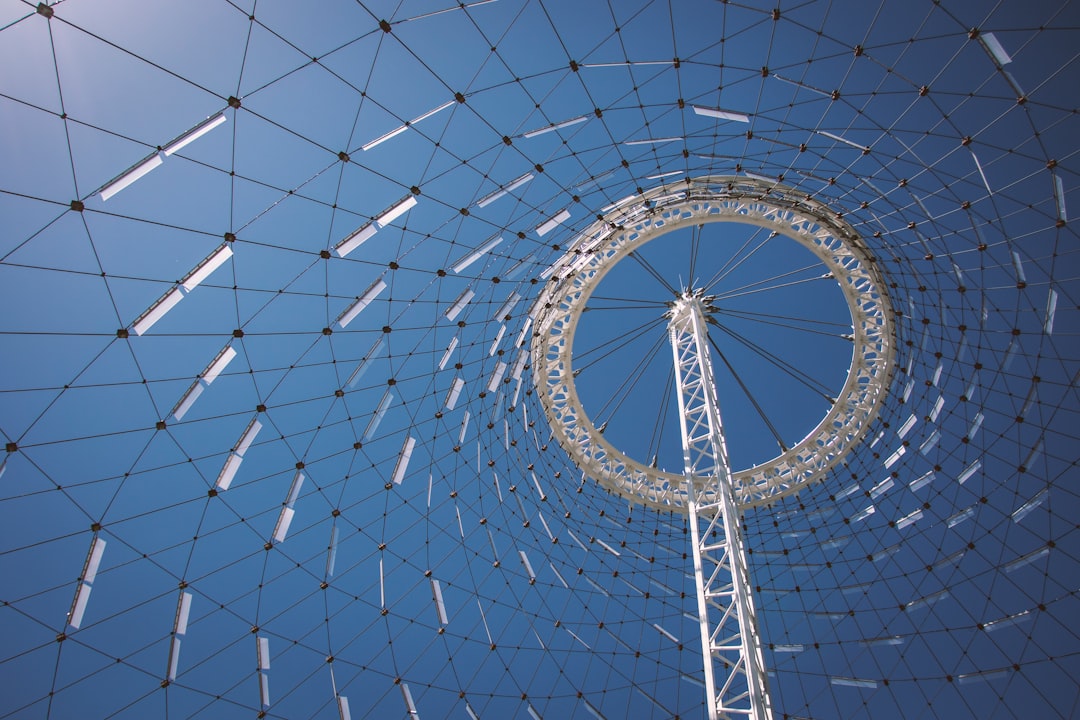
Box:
[530,176,897,511]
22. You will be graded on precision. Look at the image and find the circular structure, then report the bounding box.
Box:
[531,177,896,510]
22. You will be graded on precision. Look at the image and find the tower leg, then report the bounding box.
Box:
[667,291,773,720]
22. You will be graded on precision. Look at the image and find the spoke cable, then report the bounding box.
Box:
[707,333,790,453]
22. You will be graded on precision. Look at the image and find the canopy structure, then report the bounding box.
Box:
[1,1,1078,718]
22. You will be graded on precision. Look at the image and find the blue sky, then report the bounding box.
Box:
[1,0,1079,718]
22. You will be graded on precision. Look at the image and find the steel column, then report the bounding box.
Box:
[667,290,773,720]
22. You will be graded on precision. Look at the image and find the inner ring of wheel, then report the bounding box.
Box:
[530,176,896,512]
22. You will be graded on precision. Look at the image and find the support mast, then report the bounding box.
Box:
[667,289,773,720]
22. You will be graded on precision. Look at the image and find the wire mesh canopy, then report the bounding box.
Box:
[1,0,1078,718]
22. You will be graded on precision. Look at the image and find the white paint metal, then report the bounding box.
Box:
[529,176,895,511]
[668,290,773,720]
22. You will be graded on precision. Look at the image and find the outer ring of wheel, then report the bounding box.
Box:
[530,176,897,512]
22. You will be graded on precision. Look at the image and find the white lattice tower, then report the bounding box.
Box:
[667,289,774,720]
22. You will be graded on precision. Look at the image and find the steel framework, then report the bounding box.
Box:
[530,178,895,715]
[530,177,895,512]
[668,290,773,720]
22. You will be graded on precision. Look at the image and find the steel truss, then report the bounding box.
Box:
[530,178,893,716]
[530,176,895,512]
[668,290,773,720]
